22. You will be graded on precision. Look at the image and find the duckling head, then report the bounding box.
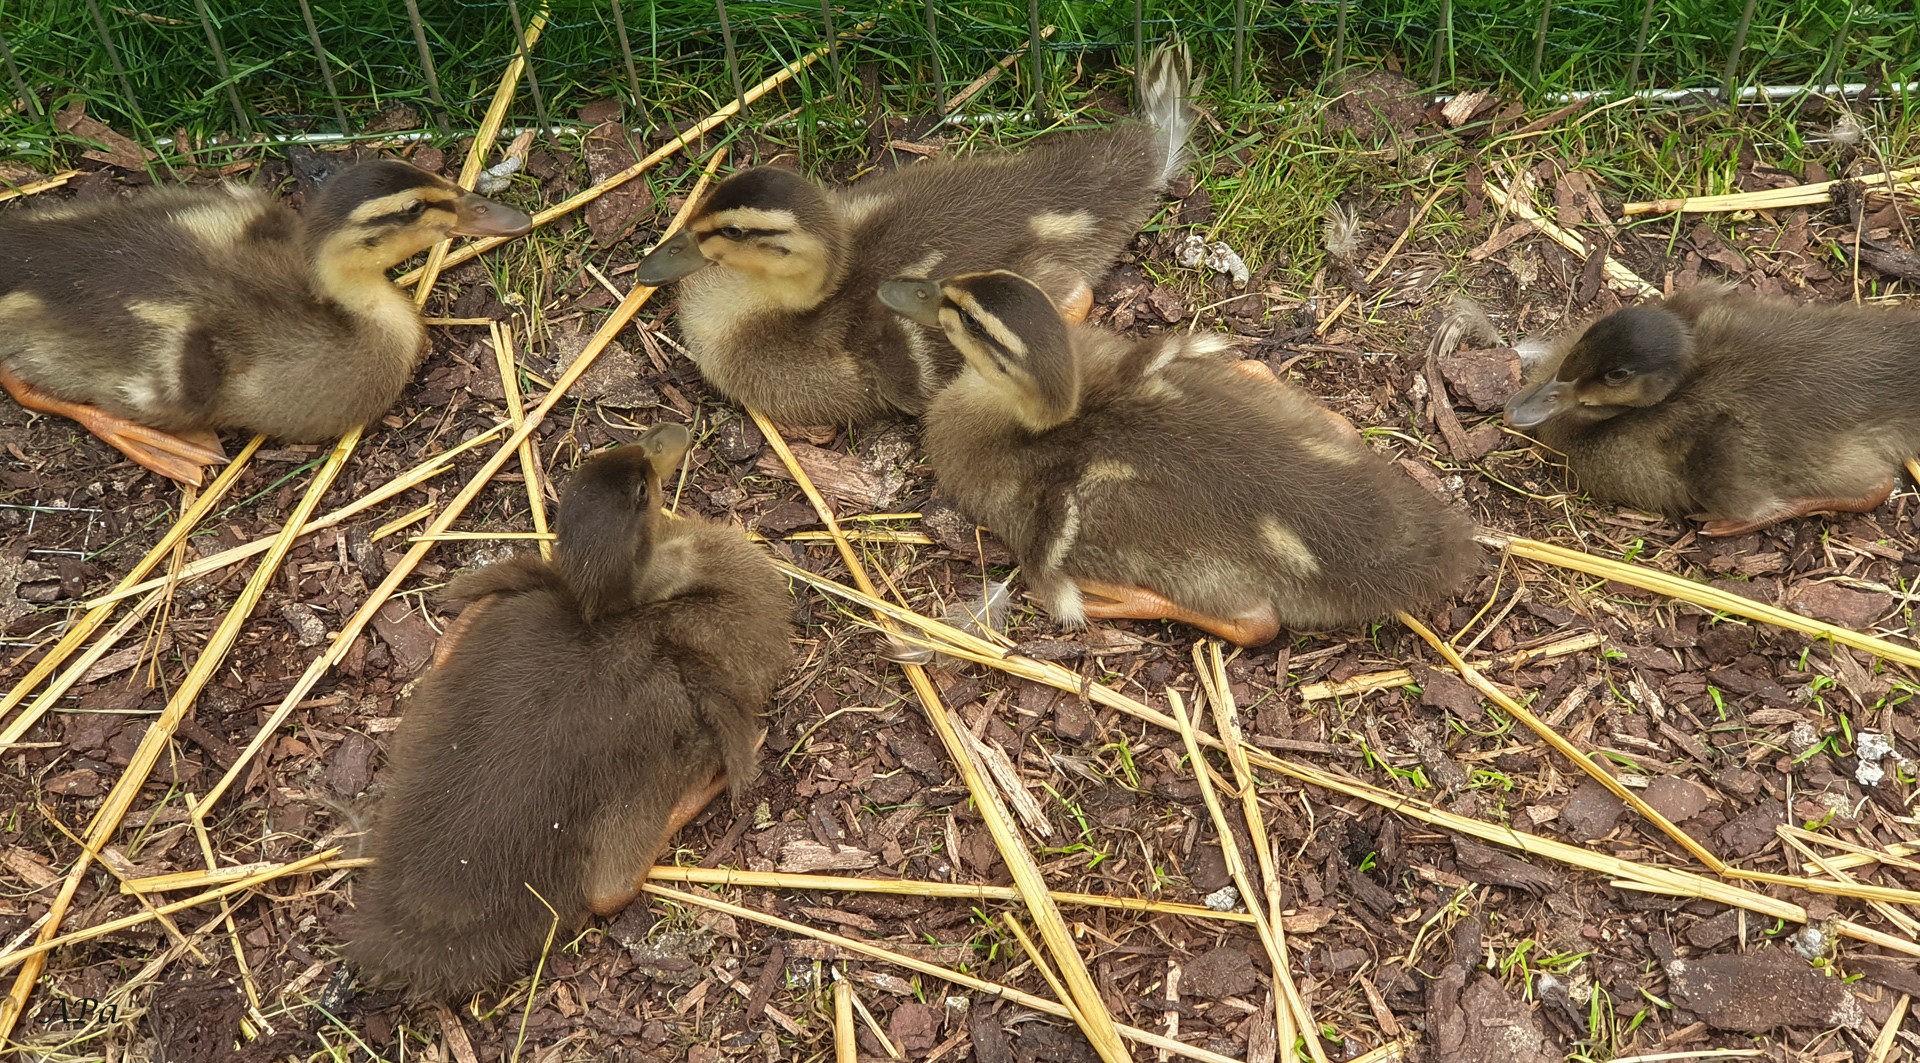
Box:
[304,160,532,279]
[879,270,1079,431]
[1504,305,1694,429]
[555,423,692,621]
[632,167,844,311]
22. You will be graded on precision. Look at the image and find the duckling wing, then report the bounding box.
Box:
[1050,364,1476,630]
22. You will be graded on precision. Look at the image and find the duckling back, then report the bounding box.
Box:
[1519,289,1920,525]
[346,447,792,999]
[927,330,1478,633]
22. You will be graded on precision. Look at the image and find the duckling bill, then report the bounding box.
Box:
[346,423,793,1000]
[0,159,532,485]
[1504,286,1920,535]
[632,41,1197,427]
[886,270,1477,646]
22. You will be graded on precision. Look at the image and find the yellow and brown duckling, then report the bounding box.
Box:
[1503,286,1920,536]
[632,42,1196,427]
[0,159,531,485]
[882,270,1477,646]
[345,424,793,1000]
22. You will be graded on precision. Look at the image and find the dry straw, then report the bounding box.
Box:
[779,567,1920,953]
[1481,164,1657,296]
[0,436,262,736]
[644,883,1241,1063]
[0,433,357,1039]
[394,23,871,288]
[1195,642,1318,1059]
[1623,165,1920,215]
[1486,531,1920,669]
[83,424,508,610]
[1298,630,1603,701]
[749,407,1130,1063]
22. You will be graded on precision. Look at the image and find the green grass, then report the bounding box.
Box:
[3,0,1915,166]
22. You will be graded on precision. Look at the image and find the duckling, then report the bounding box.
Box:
[1503,286,1920,535]
[632,41,1197,427]
[0,159,532,485]
[345,423,793,1000]
[881,270,1477,646]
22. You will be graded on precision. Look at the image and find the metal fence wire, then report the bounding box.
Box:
[1,0,1913,153]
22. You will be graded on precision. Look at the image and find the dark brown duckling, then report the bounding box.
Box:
[882,269,1477,646]
[345,424,793,1000]
[1503,286,1920,535]
[0,159,531,485]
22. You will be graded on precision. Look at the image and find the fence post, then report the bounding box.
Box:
[1430,0,1451,87]
[924,0,946,116]
[0,25,38,122]
[1028,0,1045,120]
[1626,0,1656,89]
[1529,0,1554,89]
[609,0,647,123]
[504,0,553,136]
[1721,0,1757,105]
[294,0,350,132]
[81,0,145,130]
[191,0,249,135]
[402,0,451,132]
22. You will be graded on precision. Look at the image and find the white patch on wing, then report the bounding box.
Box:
[168,202,255,249]
[1028,211,1098,240]
[1260,517,1320,574]
[1080,459,1137,485]
[1042,496,1081,573]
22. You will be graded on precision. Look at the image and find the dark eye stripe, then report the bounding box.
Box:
[371,203,449,226]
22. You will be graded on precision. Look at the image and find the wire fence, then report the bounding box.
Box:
[3,0,1914,156]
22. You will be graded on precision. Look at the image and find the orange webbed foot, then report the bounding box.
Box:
[583,768,732,917]
[2,367,227,486]
[1059,282,1095,325]
[1695,480,1896,537]
[1074,579,1281,647]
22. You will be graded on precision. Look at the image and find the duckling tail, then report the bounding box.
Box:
[1139,37,1197,188]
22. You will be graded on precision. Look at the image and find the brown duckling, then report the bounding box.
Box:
[631,42,1196,427]
[882,270,1477,646]
[0,159,531,485]
[1503,286,1920,535]
[345,424,793,1000]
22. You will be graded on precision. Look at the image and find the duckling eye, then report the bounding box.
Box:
[960,313,988,340]
[1602,368,1634,384]
[403,200,428,218]
[718,225,747,240]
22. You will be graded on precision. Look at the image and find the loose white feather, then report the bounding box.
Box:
[1138,38,1197,188]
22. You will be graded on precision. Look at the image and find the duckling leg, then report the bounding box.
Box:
[1074,579,1282,647]
[1059,281,1095,324]
[1,367,227,486]
[581,768,732,917]
[1695,481,1897,536]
